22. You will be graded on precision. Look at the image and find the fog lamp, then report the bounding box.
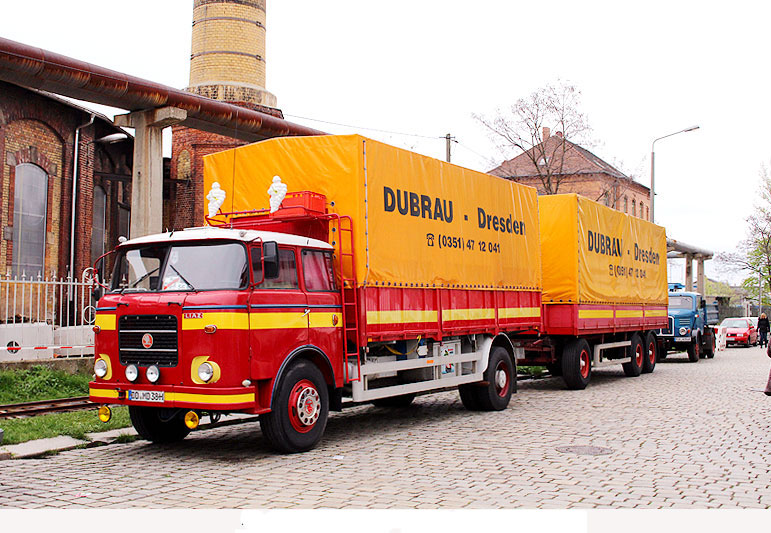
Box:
[125,364,139,382]
[184,410,200,429]
[197,362,214,383]
[146,365,160,383]
[98,405,112,423]
[94,358,108,378]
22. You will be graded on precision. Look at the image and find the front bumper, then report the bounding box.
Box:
[89,382,260,412]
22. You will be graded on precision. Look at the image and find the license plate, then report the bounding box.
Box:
[675,336,690,342]
[128,390,165,403]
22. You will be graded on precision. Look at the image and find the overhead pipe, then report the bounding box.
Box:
[0,37,324,142]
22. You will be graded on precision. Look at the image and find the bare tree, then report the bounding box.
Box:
[475,81,593,194]
[717,163,771,296]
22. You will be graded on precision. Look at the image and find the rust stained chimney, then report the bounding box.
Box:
[542,127,550,140]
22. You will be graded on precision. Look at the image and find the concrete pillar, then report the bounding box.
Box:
[696,257,705,296]
[114,107,187,238]
[685,253,693,292]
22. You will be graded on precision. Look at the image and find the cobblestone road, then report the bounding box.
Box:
[2,346,771,509]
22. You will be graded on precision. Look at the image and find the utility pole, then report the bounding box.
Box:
[446,133,452,163]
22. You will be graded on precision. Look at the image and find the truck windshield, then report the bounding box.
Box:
[668,295,693,309]
[111,242,248,292]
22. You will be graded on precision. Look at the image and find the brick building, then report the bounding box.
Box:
[0,81,134,279]
[489,128,651,220]
[170,0,282,229]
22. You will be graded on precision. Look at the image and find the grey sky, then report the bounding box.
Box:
[2,0,768,283]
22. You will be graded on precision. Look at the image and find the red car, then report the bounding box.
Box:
[721,317,758,347]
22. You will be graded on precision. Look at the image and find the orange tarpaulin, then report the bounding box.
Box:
[539,194,668,305]
[204,135,542,291]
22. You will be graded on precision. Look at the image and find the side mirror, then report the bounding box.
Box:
[263,241,280,279]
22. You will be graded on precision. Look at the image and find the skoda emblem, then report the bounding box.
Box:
[142,333,154,349]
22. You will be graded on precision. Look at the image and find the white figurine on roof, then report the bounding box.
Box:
[267,175,288,213]
[206,182,227,219]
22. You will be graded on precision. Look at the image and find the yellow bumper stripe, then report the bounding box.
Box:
[89,388,255,406]
[95,314,116,331]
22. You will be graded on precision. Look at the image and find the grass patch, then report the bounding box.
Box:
[0,406,131,445]
[0,365,92,404]
[518,365,547,378]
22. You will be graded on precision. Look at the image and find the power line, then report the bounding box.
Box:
[283,113,441,140]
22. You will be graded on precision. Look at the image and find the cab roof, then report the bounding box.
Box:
[120,226,333,250]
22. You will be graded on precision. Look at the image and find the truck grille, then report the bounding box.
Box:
[119,315,178,367]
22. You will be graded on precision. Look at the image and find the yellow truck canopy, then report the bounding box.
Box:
[539,194,667,305]
[204,135,542,291]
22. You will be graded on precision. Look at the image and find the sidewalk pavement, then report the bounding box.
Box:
[0,413,258,460]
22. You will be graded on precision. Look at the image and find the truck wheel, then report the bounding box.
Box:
[687,334,700,362]
[373,393,416,408]
[704,334,716,359]
[129,406,191,443]
[622,334,643,377]
[562,339,591,390]
[260,360,329,453]
[459,346,514,411]
[642,332,657,374]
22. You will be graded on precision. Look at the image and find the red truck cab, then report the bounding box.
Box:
[89,226,343,451]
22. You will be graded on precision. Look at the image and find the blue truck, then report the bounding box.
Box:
[657,284,718,362]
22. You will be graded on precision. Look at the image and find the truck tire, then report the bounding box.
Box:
[642,332,657,374]
[704,333,716,359]
[622,334,643,377]
[129,406,191,443]
[373,393,416,408]
[562,338,591,390]
[459,346,514,411]
[687,334,700,362]
[260,360,329,453]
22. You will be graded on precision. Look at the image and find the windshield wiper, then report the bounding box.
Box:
[130,266,160,289]
[168,264,196,292]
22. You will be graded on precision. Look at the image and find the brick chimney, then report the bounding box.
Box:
[542,127,550,140]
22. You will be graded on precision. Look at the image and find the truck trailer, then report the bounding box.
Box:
[89,135,667,453]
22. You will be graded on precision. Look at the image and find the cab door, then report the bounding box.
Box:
[248,244,308,381]
[300,248,343,385]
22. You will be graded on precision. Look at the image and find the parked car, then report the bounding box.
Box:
[743,317,759,345]
[720,317,757,347]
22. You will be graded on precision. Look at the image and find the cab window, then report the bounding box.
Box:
[302,250,337,291]
[251,247,299,289]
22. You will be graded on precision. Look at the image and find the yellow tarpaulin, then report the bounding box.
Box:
[204,135,542,291]
[539,194,667,305]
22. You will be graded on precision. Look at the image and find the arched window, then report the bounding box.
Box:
[91,186,107,264]
[12,163,48,278]
[624,196,628,213]
[632,199,636,216]
[646,206,650,220]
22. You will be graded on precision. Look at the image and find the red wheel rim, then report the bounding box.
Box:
[648,342,656,365]
[287,379,321,433]
[579,350,590,379]
[635,344,644,367]
[494,360,511,397]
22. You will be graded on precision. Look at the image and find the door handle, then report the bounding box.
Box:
[302,308,311,317]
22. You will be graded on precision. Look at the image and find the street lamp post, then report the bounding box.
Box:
[650,125,699,224]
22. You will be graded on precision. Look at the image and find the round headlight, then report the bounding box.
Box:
[94,358,108,378]
[125,364,139,382]
[146,365,160,383]
[197,362,214,383]
[679,326,688,335]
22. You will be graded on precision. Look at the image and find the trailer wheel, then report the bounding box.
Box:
[129,406,191,443]
[642,332,657,374]
[687,334,700,362]
[459,346,514,411]
[622,334,643,377]
[373,393,416,408]
[561,339,591,390]
[260,360,329,453]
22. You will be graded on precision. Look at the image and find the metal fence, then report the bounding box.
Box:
[0,271,96,361]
